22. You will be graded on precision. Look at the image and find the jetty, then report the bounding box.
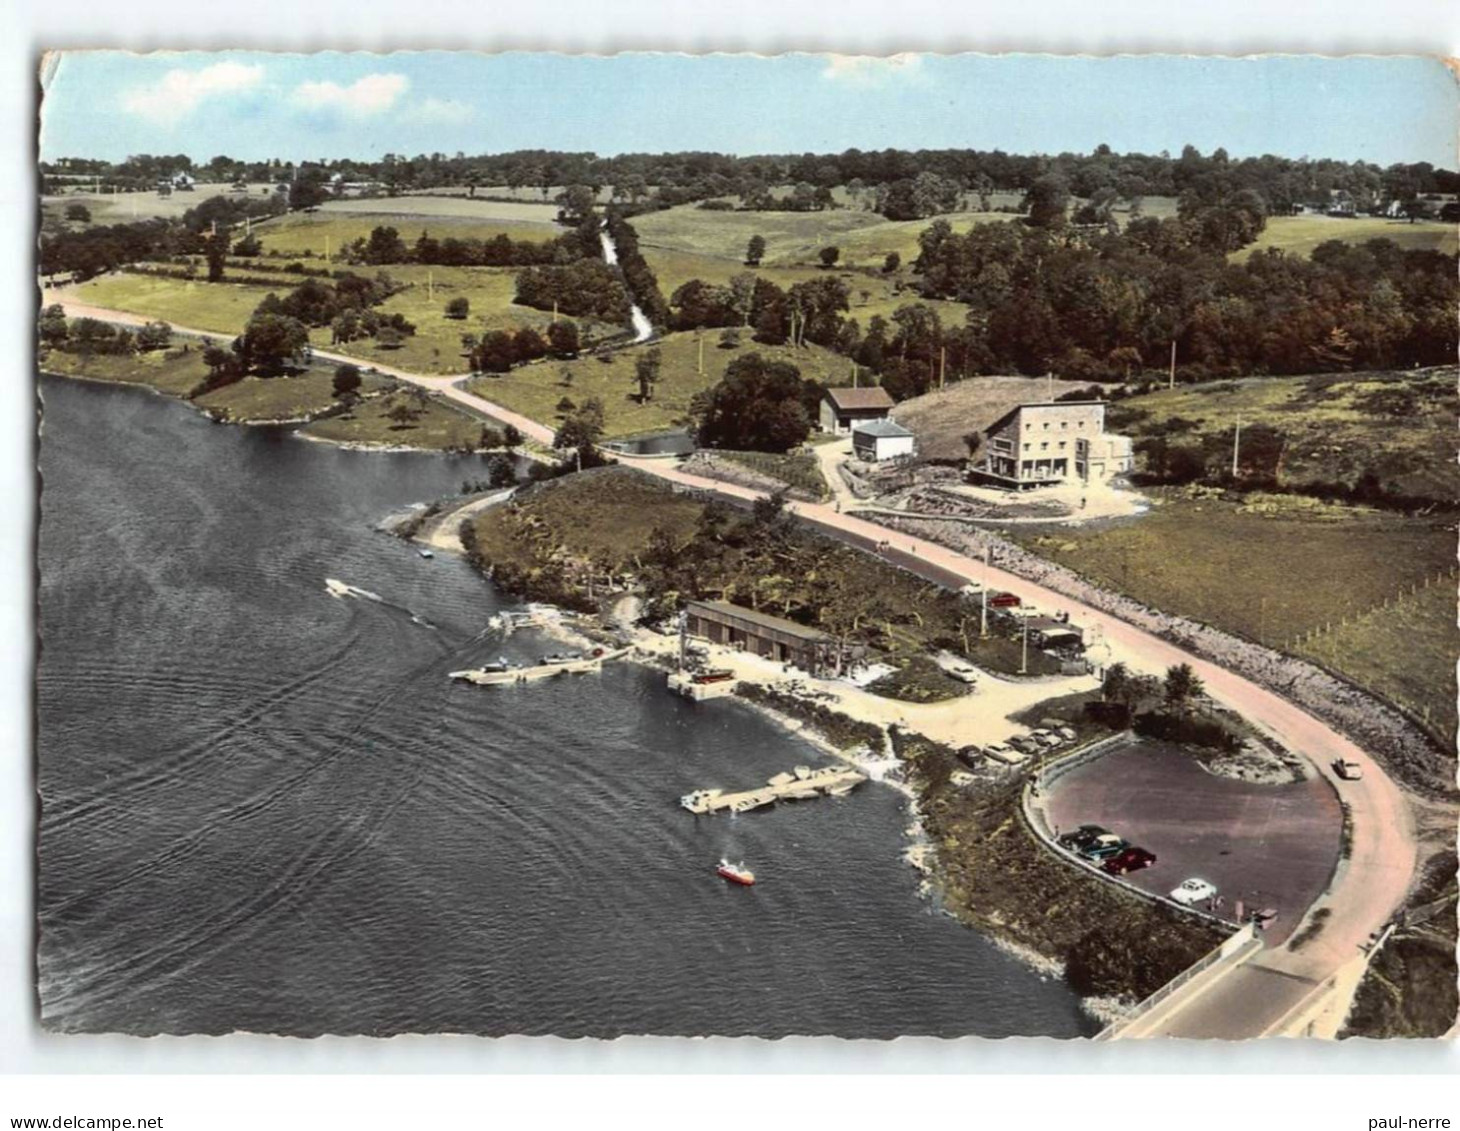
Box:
[680,764,867,815]
[450,646,632,686]
[667,669,738,701]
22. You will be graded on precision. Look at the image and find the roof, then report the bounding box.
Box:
[823,386,894,412]
[1026,616,1084,636]
[852,418,914,439]
[984,400,1105,436]
[685,600,833,643]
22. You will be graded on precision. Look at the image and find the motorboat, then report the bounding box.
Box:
[716,859,756,886]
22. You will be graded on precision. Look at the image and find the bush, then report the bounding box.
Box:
[445,296,470,320]
[1132,710,1241,752]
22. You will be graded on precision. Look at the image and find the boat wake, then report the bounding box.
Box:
[325,577,437,630]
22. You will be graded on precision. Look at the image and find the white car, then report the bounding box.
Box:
[946,662,980,685]
[1170,878,1218,906]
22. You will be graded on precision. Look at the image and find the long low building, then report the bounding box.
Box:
[683,599,841,676]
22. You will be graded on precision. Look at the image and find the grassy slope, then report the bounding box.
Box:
[1231,215,1458,262]
[72,263,591,377]
[39,344,210,397]
[469,466,1055,675]
[194,369,392,423]
[313,196,561,224]
[1111,368,1460,501]
[467,333,855,439]
[892,374,1094,460]
[716,450,830,499]
[250,212,560,257]
[301,389,489,449]
[1008,490,1458,743]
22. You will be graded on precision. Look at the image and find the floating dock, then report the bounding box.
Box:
[680,764,867,815]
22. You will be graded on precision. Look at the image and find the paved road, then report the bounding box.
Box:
[44,293,1421,1037]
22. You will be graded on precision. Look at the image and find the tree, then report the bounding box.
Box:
[555,396,576,415]
[635,347,662,402]
[135,321,173,352]
[555,184,598,226]
[288,168,331,211]
[1162,663,1204,715]
[1024,173,1071,228]
[745,235,766,266]
[718,327,741,349]
[38,305,69,347]
[332,363,363,399]
[233,232,262,257]
[554,396,606,462]
[818,246,841,269]
[694,352,815,453]
[547,319,580,357]
[235,312,309,375]
[882,251,901,274]
[502,423,523,450]
[363,225,407,265]
[64,202,91,223]
[375,325,404,350]
[487,454,518,488]
[474,331,518,373]
[205,231,229,282]
[445,296,470,320]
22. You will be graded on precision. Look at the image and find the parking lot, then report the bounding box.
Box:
[1038,738,1344,946]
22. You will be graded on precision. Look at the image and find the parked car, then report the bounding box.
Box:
[1102,846,1157,875]
[984,743,1026,766]
[1332,759,1364,781]
[1058,824,1110,851]
[956,745,984,768]
[1079,835,1129,862]
[945,662,980,685]
[1170,878,1218,906]
[1056,726,1077,741]
[989,592,1021,608]
[1247,907,1279,931]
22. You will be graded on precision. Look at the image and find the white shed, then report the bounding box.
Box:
[852,418,916,462]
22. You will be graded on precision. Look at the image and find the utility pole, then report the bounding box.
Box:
[698,331,705,376]
[1020,616,1029,675]
[939,346,947,390]
[980,543,990,638]
[324,235,330,264]
[1169,340,1177,389]
[1232,415,1243,479]
[551,299,558,326]
[1047,369,1053,399]
[428,270,434,303]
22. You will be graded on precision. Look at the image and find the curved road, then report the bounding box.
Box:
[43,291,1420,1036]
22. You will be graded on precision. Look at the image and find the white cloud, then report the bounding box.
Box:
[401,97,474,125]
[820,53,924,87]
[121,61,264,126]
[290,73,410,117]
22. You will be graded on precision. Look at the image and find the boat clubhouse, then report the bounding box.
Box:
[683,600,842,677]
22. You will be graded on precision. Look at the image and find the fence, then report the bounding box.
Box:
[1093,922,1262,1040]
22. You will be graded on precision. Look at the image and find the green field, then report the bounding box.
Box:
[716,450,830,499]
[1231,214,1458,261]
[313,195,561,224]
[72,273,277,336]
[71,263,591,377]
[467,331,856,438]
[634,203,1014,270]
[301,388,489,450]
[1110,367,1460,501]
[41,183,276,228]
[1297,577,1458,742]
[1007,489,1458,743]
[250,211,561,258]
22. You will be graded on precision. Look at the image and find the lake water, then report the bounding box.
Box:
[35,374,1094,1038]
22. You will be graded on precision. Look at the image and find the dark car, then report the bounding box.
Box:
[1079,835,1129,862]
[1101,846,1157,875]
[1057,824,1109,851]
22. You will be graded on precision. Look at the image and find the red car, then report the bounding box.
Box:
[989,592,1022,608]
[1102,846,1157,875]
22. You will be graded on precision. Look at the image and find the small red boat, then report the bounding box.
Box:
[716,858,756,886]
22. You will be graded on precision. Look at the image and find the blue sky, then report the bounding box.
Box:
[39,51,1459,167]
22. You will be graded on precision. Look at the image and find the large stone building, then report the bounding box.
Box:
[974,401,1133,489]
[819,386,894,434]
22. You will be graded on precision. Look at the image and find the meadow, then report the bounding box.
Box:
[41,183,276,227]
[194,368,392,423]
[39,341,212,397]
[467,331,856,438]
[301,388,489,450]
[249,212,560,258]
[1007,489,1457,742]
[1230,214,1458,261]
[313,195,561,224]
[1109,366,1460,501]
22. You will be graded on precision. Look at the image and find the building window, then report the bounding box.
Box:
[1042,422,1049,430]
[1061,421,1068,429]
[1040,442,1048,450]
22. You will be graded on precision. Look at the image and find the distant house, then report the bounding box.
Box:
[1024,616,1085,651]
[974,401,1132,489]
[819,386,894,434]
[852,418,916,462]
[171,172,196,191]
[683,599,846,677]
